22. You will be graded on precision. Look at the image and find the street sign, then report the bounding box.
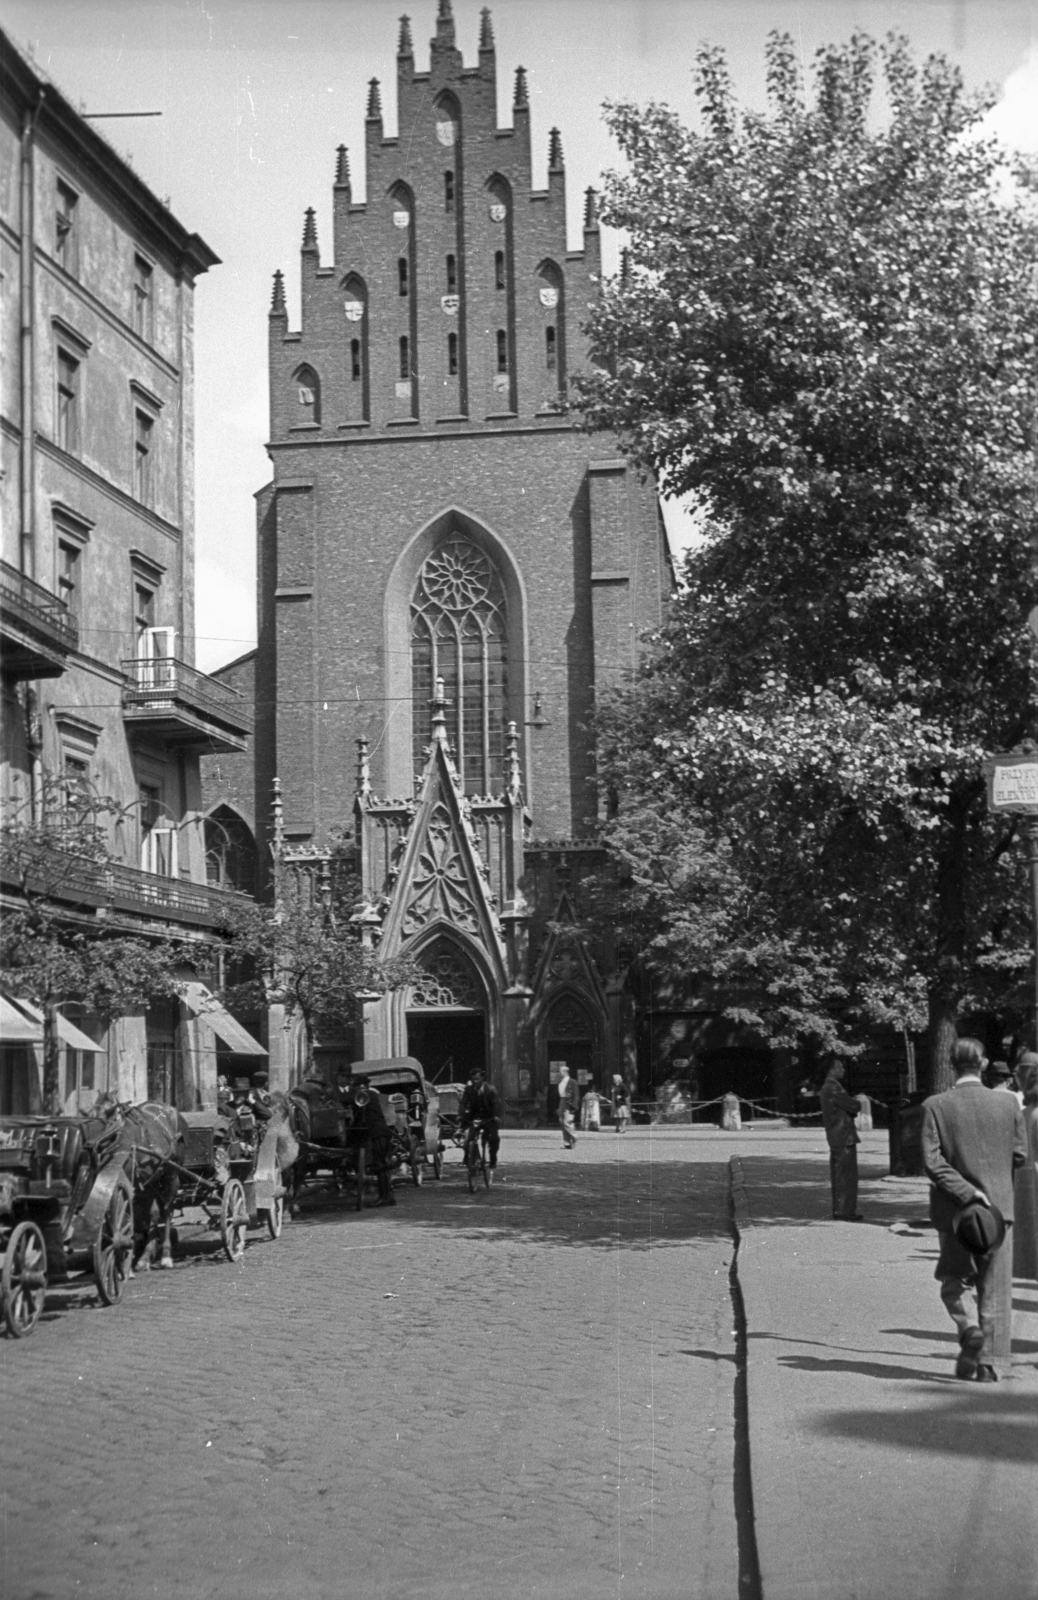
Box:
[983,750,1038,815]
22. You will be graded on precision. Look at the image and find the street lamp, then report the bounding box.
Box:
[983,741,1038,1049]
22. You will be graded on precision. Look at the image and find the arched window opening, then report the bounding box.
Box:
[411,537,508,794]
[205,807,257,897]
[398,257,409,297]
[444,170,455,212]
[351,339,362,381]
[292,364,321,425]
[494,250,505,291]
[399,335,411,380]
[446,254,457,293]
[496,330,508,374]
[448,332,458,375]
[546,326,557,370]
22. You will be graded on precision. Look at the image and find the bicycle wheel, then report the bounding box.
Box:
[481,1137,492,1188]
[466,1138,478,1194]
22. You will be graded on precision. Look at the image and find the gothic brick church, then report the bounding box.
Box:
[207,3,708,1118]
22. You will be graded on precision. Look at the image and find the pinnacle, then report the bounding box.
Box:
[366,77,383,120]
[584,186,599,229]
[513,66,528,110]
[335,145,350,188]
[548,127,564,170]
[479,7,494,51]
[270,269,286,314]
[398,14,413,56]
[301,207,318,251]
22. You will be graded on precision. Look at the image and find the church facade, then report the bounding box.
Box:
[251,5,671,1117]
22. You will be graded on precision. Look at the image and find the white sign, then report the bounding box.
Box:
[436,120,456,147]
[395,380,412,399]
[297,385,315,406]
[489,202,506,222]
[440,294,459,315]
[493,373,509,392]
[539,285,558,308]
[393,209,410,229]
[990,760,1038,812]
[343,299,364,322]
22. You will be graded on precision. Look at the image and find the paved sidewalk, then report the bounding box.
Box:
[733,1134,1038,1600]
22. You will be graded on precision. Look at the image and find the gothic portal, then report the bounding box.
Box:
[252,4,671,1118]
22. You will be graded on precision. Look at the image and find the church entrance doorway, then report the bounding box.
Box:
[407,1012,485,1086]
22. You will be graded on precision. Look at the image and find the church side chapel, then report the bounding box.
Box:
[247,3,682,1120]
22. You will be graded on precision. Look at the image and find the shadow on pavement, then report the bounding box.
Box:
[811,1388,1038,1462]
[738,1155,933,1229]
[777,1353,949,1383]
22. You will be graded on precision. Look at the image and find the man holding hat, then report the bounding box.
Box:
[922,1037,1027,1381]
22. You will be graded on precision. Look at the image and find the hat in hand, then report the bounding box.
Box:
[954,1200,1006,1257]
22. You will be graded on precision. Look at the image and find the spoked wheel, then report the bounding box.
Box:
[354,1146,366,1211]
[93,1175,134,1305]
[432,1149,443,1180]
[220,1178,248,1262]
[2,1221,48,1338]
[466,1140,478,1194]
[410,1139,423,1187]
[264,1182,285,1240]
[483,1143,493,1189]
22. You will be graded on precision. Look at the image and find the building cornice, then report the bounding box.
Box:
[267,421,579,452]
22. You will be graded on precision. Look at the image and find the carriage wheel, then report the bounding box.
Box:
[409,1139,423,1187]
[354,1146,366,1210]
[2,1221,48,1338]
[220,1179,248,1262]
[93,1175,134,1306]
[432,1149,443,1180]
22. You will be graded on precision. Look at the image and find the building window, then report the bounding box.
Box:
[495,250,505,291]
[134,410,154,504]
[399,335,410,380]
[133,255,153,340]
[63,753,91,810]
[351,338,362,381]
[56,350,80,453]
[398,257,409,297]
[448,332,458,376]
[446,254,457,294]
[135,581,156,641]
[56,181,78,272]
[57,541,80,621]
[444,170,455,212]
[546,326,557,370]
[496,330,508,374]
[410,537,508,794]
[139,782,178,878]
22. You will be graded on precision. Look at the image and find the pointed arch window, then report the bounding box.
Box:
[411,537,507,794]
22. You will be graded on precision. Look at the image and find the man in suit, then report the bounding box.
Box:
[556,1063,579,1149]
[819,1060,863,1220]
[922,1037,1027,1380]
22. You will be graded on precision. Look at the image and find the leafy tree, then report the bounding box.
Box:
[578,33,1037,1088]
[218,863,415,1072]
[1,780,190,1111]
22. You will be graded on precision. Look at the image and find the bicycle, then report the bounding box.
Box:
[462,1120,493,1193]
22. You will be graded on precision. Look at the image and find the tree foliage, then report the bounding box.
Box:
[578,33,1038,1086]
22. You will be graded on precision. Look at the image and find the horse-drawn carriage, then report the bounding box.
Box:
[349,1058,441,1185]
[0,1109,135,1338]
[168,1105,286,1261]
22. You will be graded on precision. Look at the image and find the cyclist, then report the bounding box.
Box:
[459,1067,500,1170]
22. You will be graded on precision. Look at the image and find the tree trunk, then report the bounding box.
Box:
[43,1003,62,1114]
[927,985,959,1096]
[927,788,970,1096]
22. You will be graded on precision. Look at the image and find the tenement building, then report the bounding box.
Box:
[0,29,262,1114]
[225,2,675,1118]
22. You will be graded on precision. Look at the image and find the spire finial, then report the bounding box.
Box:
[513,66,528,110]
[584,186,599,230]
[356,736,371,799]
[479,7,494,51]
[431,677,449,746]
[435,0,455,45]
[302,207,318,251]
[270,269,286,315]
[506,720,521,800]
[335,145,351,188]
[548,127,563,170]
[366,78,383,121]
[398,14,413,55]
[271,776,284,856]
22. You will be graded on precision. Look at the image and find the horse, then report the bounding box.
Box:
[91,1098,188,1270]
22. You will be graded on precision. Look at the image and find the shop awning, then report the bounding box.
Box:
[0,999,101,1050]
[180,984,267,1056]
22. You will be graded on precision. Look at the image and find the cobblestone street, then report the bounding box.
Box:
[1,1132,741,1600]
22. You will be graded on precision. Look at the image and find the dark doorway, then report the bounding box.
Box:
[407,1012,485,1084]
[696,1048,772,1105]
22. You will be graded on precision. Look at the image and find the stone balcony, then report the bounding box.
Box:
[0,559,78,680]
[121,656,251,754]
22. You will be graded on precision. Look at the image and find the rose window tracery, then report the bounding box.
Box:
[410,946,482,1009]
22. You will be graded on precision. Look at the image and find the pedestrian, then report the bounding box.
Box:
[922,1037,1027,1381]
[349,1075,395,1206]
[556,1063,578,1148]
[819,1060,863,1220]
[721,1090,742,1132]
[1011,1052,1038,1284]
[988,1059,1024,1106]
[611,1074,631,1133]
[580,1085,602,1131]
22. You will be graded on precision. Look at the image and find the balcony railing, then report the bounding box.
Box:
[0,843,249,931]
[0,560,78,678]
[120,656,252,750]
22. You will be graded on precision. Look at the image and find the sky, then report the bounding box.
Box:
[4,0,1036,671]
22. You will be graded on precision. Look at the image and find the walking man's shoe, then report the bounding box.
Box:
[973,1364,998,1383]
[955,1324,985,1380]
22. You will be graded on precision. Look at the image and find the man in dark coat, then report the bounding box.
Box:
[922,1037,1027,1380]
[459,1067,501,1168]
[349,1076,395,1206]
[819,1061,863,1220]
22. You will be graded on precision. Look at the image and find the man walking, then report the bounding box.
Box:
[819,1060,863,1220]
[557,1063,578,1149]
[922,1037,1027,1381]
